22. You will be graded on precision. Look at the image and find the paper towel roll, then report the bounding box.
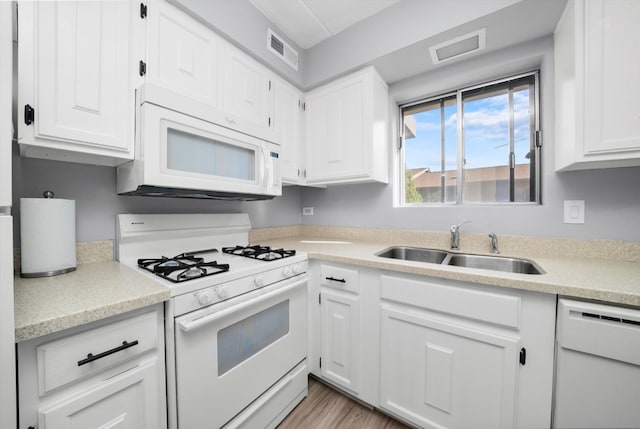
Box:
[20,196,76,277]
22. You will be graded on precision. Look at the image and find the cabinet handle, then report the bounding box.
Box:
[77,340,139,366]
[325,276,346,284]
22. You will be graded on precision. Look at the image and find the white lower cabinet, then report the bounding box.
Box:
[380,304,518,428]
[39,360,160,429]
[310,260,556,429]
[309,262,380,406]
[378,274,556,429]
[18,305,166,429]
[320,287,360,394]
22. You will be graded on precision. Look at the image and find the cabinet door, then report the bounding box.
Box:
[380,305,519,429]
[40,359,161,429]
[274,78,303,184]
[584,0,640,156]
[221,46,275,142]
[147,0,221,109]
[19,1,141,161]
[320,288,360,394]
[305,77,367,183]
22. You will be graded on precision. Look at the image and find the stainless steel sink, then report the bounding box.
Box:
[444,253,545,275]
[376,246,545,274]
[376,246,449,264]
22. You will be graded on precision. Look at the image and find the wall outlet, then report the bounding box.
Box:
[564,200,585,224]
[302,207,314,216]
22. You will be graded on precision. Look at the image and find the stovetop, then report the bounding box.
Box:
[138,245,297,283]
[222,245,296,261]
[117,214,307,299]
[138,250,230,284]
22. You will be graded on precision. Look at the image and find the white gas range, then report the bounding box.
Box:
[117,213,309,429]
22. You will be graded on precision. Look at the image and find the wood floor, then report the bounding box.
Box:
[278,377,410,429]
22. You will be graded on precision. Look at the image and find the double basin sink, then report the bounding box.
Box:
[376,246,545,275]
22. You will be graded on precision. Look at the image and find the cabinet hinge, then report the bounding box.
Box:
[535,130,542,148]
[139,60,147,76]
[519,347,526,366]
[24,104,34,126]
[140,3,147,19]
[319,357,322,368]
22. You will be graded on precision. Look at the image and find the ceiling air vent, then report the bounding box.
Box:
[267,28,298,71]
[429,28,486,65]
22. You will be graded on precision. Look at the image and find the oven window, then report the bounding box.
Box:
[217,300,289,376]
[167,128,256,180]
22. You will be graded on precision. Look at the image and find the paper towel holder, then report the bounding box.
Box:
[20,190,77,278]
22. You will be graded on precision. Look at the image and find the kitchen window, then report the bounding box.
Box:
[399,71,540,205]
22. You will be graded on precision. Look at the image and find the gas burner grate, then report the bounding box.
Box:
[138,253,230,283]
[222,245,296,261]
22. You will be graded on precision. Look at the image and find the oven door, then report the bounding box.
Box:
[174,276,308,428]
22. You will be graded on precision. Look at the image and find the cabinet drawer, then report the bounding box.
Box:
[37,310,160,394]
[320,264,359,294]
[381,275,521,329]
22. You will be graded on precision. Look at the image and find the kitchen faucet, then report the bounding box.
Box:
[450,220,470,250]
[489,232,500,254]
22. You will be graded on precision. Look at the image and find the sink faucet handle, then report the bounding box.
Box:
[488,232,500,254]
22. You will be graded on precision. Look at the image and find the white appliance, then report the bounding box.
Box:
[0,3,16,427]
[117,84,282,201]
[554,299,640,428]
[117,214,308,429]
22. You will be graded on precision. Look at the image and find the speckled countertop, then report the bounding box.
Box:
[14,230,640,342]
[14,260,170,342]
[251,227,640,307]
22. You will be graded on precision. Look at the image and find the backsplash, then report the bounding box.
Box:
[251,225,640,263]
[13,240,114,273]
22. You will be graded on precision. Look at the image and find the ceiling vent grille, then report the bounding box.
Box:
[429,28,486,65]
[267,28,298,71]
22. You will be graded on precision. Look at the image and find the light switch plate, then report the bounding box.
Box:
[302,207,314,216]
[564,200,585,224]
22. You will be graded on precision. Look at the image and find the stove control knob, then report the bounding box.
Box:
[197,290,215,306]
[292,264,303,275]
[217,286,229,299]
[254,276,265,287]
[282,266,292,277]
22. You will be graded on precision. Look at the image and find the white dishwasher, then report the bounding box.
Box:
[554,298,640,428]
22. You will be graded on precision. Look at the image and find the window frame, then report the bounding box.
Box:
[398,70,541,206]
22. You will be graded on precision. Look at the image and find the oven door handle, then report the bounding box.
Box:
[178,276,309,333]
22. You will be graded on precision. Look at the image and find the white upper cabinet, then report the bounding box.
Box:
[221,45,276,143]
[146,0,221,109]
[273,77,304,184]
[304,66,389,185]
[18,1,144,166]
[555,0,640,171]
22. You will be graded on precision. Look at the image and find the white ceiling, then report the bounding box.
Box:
[248,0,401,49]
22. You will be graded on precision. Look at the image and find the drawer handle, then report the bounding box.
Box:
[326,276,346,283]
[77,340,139,366]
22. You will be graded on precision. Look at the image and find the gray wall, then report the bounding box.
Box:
[301,36,640,242]
[11,148,302,244]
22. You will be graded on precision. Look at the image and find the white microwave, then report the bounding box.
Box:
[117,85,281,200]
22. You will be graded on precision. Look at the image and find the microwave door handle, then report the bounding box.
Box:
[178,276,309,333]
[258,144,266,189]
